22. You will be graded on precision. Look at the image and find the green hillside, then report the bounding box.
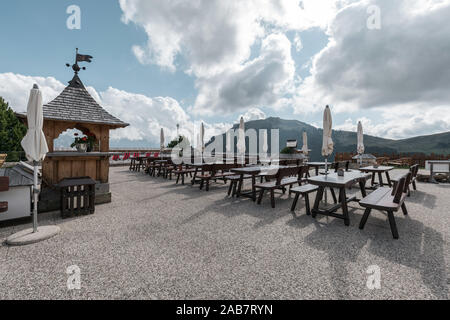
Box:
[210,117,450,161]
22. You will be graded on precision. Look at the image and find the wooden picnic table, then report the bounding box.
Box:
[231,165,290,201]
[154,160,169,176]
[359,165,394,188]
[307,171,371,226]
[306,162,328,176]
[189,162,228,185]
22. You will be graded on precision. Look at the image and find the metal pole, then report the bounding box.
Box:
[33,161,39,233]
[324,158,328,203]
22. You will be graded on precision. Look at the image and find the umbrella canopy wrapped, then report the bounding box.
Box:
[357,121,365,155]
[237,117,246,154]
[160,128,165,151]
[21,85,49,162]
[20,84,49,233]
[262,129,268,154]
[321,106,334,157]
[226,129,232,154]
[301,132,309,156]
[200,122,205,152]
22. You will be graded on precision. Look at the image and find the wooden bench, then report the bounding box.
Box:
[290,184,319,216]
[197,164,236,191]
[391,164,419,196]
[224,174,252,197]
[173,165,196,185]
[359,173,411,239]
[255,166,302,208]
[0,176,9,213]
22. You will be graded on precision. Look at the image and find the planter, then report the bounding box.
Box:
[76,144,88,153]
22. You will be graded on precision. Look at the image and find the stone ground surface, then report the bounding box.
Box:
[0,167,449,300]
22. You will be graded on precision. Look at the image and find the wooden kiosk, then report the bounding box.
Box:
[17,57,128,212]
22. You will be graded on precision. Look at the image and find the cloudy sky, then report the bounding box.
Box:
[0,0,449,147]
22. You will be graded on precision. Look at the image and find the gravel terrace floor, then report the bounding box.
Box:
[0,167,449,300]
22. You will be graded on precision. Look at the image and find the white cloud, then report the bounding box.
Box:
[0,72,232,146]
[240,108,266,122]
[294,0,450,112]
[119,0,357,114]
[0,73,65,112]
[192,33,296,115]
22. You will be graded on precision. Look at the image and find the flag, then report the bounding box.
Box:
[76,54,93,63]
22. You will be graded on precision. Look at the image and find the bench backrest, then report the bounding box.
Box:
[391,172,411,204]
[298,165,309,179]
[276,166,301,185]
[410,164,419,178]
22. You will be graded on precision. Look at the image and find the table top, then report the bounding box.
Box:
[308,171,371,188]
[231,165,289,175]
[359,165,394,172]
[307,162,328,166]
[47,152,118,158]
[426,160,450,164]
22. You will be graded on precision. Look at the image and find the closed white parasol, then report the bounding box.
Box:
[160,128,165,152]
[7,84,60,245]
[322,105,334,174]
[302,131,309,156]
[357,121,365,165]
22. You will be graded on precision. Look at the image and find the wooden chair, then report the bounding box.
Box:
[255,166,302,208]
[359,172,411,239]
[0,176,9,213]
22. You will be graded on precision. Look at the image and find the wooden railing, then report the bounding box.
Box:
[335,152,450,167]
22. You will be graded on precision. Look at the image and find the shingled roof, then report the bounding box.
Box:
[22,75,128,128]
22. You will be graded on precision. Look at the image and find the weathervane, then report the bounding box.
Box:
[66,48,93,74]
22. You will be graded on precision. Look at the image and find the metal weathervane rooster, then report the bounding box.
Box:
[66,48,93,74]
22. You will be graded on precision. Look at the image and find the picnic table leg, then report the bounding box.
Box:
[330,188,338,204]
[312,186,324,218]
[191,168,198,185]
[227,180,233,196]
[251,175,257,202]
[340,187,350,226]
[236,175,244,198]
[359,179,367,198]
[378,172,384,186]
[270,190,275,208]
[385,171,392,187]
[304,193,311,216]
[387,210,399,239]
[371,172,376,187]
[291,193,300,212]
[315,166,319,176]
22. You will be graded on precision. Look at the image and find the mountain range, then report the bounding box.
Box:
[210,117,450,161]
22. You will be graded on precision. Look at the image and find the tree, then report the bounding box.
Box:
[280,147,296,154]
[167,135,188,148]
[0,97,27,162]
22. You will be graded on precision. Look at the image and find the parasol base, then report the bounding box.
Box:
[6,226,60,246]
